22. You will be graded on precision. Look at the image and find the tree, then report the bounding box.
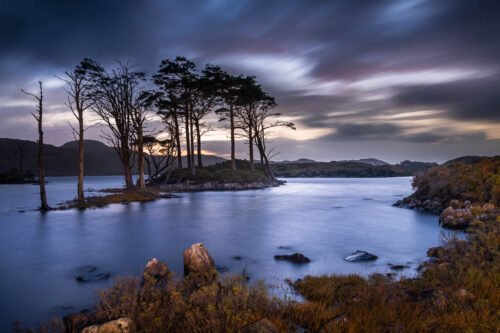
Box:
[154,57,197,175]
[143,135,177,182]
[214,69,241,170]
[249,87,295,179]
[21,82,50,211]
[191,64,221,167]
[59,62,92,203]
[82,59,145,189]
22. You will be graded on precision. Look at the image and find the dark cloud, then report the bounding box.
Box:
[0,0,499,161]
[394,74,500,121]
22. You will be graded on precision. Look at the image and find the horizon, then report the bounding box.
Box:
[1,1,500,163]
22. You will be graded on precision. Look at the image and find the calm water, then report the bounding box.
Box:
[0,176,446,329]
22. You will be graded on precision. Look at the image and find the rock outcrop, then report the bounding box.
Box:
[344,250,378,262]
[142,258,170,287]
[183,243,216,276]
[439,203,499,229]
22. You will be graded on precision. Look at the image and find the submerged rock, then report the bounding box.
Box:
[215,264,229,273]
[183,243,215,276]
[75,266,111,283]
[344,250,378,262]
[389,264,409,270]
[82,317,133,333]
[274,253,311,263]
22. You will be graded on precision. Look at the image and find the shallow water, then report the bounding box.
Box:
[0,176,447,329]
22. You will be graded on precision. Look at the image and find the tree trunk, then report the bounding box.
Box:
[77,109,85,204]
[230,104,236,170]
[255,135,274,179]
[121,138,134,189]
[248,126,255,173]
[36,82,49,211]
[136,127,145,189]
[189,105,196,175]
[195,119,203,167]
[173,112,182,169]
[145,157,152,182]
[185,104,191,171]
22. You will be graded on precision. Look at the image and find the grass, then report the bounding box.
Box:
[60,188,172,210]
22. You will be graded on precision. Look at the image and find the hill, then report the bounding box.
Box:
[0,139,225,177]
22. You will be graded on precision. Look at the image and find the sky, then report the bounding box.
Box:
[0,0,499,163]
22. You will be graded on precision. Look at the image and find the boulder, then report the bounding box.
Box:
[142,258,170,287]
[456,288,474,302]
[183,243,215,276]
[427,246,445,258]
[243,319,279,333]
[449,199,461,209]
[274,253,311,263]
[439,207,473,229]
[344,250,378,262]
[483,203,495,212]
[75,266,111,283]
[82,317,133,333]
[389,264,409,270]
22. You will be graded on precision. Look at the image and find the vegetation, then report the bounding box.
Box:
[0,168,34,184]
[411,157,500,206]
[61,188,171,210]
[271,160,436,178]
[164,160,271,185]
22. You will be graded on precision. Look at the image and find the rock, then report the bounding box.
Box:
[427,246,445,258]
[449,199,461,209]
[456,288,474,301]
[439,207,473,229]
[274,252,311,263]
[483,203,495,212]
[344,250,378,262]
[232,256,242,261]
[82,317,133,333]
[183,243,215,276]
[142,258,170,287]
[215,264,229,273]
[243,318,279,333]
[75,266,111,283]
[388,264,409,270]
[464,200,472,208]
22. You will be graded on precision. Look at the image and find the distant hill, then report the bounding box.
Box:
[272,158,316,164]
[0,138,225,177]
[342,158,390,166]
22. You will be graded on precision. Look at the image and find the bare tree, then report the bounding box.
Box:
[250,91,295,179]
[21,82,50,211]
[82,59,145,189]
[59,62,92,203]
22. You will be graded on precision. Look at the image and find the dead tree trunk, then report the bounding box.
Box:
[22,82,50,211]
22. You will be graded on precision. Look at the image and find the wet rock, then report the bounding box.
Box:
[142,258,170,287]
[427,246,445,258]
[215,264,229,273]
[183,243,215,276]
[344,250,378,262]
[82,317,133,333]
[232,256,243,261]
[274,252,311,263]
[243,318,279,333]
[449,199,462,209]
[75,266,111,283]
[388,264,409,270]
[277,246,293,250]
